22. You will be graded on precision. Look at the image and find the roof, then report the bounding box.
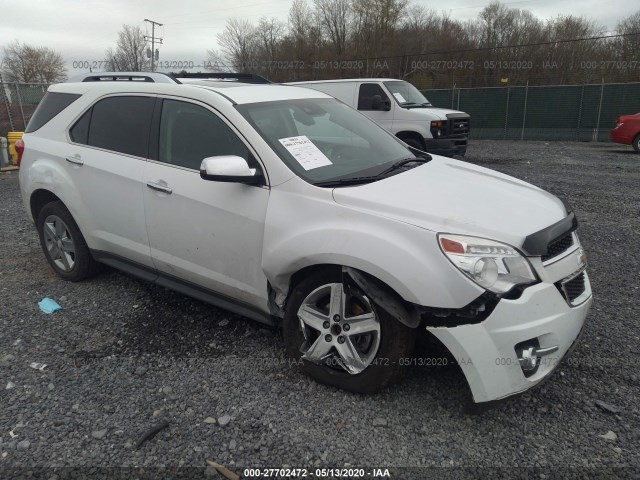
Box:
[49,82,330,105]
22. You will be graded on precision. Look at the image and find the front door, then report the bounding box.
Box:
[356,82,394,131]
[143,98,270,310]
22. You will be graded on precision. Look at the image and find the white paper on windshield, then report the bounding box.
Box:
[392,92,407,103]
[279,136,333,171]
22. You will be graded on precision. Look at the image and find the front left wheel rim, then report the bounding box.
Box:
[43,215,76,272]
[297,283,381,374]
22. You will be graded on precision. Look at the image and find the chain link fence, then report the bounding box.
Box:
[422,82,640,141]
[3,80,640,142]
[1,81,50,136]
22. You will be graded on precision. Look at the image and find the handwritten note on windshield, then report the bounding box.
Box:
[279,136,333,171]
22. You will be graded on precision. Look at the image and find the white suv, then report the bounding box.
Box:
[18,74,592,404]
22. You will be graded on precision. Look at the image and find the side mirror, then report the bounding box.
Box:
[199,155,263,184]
[372,95,391,111]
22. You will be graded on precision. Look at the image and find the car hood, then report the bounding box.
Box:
[332,156,568,250]
[400,107,467,121]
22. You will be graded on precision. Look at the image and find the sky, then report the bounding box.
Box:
[0,0,633,75]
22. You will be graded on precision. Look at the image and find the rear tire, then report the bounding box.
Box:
[633,134,640,153]
[283,269,416,393]
[36,201,99,281]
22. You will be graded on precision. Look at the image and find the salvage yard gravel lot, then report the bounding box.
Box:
[1,140,639,478]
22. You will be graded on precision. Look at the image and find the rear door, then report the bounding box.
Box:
[67,95,156,268]
[143,97,270,310]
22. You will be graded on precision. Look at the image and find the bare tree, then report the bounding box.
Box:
[256,17,286,60]
[207,0,631,86]
[217,18,258,70]
[545,15,606,83]
[1,40,67,83]
[352,0,407,74]
[612,10,640,82]
[205,48,232,72]
[289,0,313,44]
[313,0,352,55]
[105,25,150,72]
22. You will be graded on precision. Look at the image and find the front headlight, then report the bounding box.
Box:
[438,234,538,294]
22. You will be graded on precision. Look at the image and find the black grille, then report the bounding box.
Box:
[542,232,574,261]
[560,272,586,304]
[449,118,470,137]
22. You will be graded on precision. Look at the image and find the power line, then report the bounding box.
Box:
[345,31,640,63]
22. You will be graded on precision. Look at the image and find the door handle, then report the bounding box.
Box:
[65,154,83,165]
[146,181,173,194]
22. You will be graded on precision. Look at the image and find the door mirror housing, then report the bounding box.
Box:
[372,95,391,111]
[200,156,263,184]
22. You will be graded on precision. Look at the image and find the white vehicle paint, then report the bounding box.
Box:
[19,78,591,404]
[286,79,470,157]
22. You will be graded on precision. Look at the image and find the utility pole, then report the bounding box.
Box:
[144,19,163,72]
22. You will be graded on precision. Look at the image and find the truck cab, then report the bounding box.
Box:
[287,78,470,157]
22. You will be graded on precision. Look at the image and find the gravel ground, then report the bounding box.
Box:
[1,140,639,479]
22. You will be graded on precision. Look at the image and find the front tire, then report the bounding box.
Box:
[633,134,640,153]
[283,269,416,393]
[36,201,99,281]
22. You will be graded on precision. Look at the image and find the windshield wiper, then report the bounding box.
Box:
[376,157,430,177]
[401,102,427,109]
[314,156,431,187]
[314,176,381,187]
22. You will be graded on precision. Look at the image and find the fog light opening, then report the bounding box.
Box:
[515,339,560,378]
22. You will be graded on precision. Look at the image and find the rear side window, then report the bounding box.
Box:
[69,109,91,144]
[25,92,81,133]
[81,96,155,157]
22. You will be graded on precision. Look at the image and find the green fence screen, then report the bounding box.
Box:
[422,82,640,141]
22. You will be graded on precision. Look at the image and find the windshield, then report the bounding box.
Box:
[384,81,432,107]
[236,98,416,184]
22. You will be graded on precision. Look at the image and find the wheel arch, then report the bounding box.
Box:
[396,130,426,149]
[272,261,422,328]
[30,189,62,221]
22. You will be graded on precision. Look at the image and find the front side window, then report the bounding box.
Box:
[237,98,415,184]
[357,83,390,111]
[158,99,249,170]
[83,96,155,157]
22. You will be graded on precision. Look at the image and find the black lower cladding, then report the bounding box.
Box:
[419,291,499,327]
[90,250,274,325]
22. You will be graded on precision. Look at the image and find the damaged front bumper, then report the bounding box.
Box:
[427,273,592,403]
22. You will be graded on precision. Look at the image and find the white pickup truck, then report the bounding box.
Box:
[287,78,470,157]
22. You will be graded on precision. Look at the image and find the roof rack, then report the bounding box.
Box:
[68,72,180,84]
[171,72,271,84]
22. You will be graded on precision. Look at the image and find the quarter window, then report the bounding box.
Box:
[158,99,249,170]
[26,92,81,133]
